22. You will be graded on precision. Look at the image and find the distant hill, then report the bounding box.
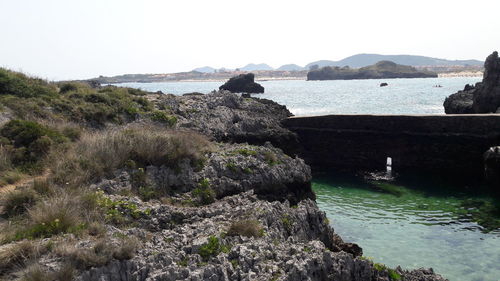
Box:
[306,54,483,69]
[276,64,305,71]
[192,66,216,73]
[307,60,437,81]
[240,63,274,71]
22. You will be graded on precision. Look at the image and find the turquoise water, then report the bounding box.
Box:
[115,77,481,115]
[313,176,500,281]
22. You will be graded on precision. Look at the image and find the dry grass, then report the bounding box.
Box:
[0,187,38,217]
[49,126,212,187]
[227,220,264,238]
[0,240,39,274]
[22,263,74,281]
[55,237,139,270]
[0,146,13,172]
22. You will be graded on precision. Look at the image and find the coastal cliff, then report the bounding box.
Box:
[307,61,437,81]
[0,68,447,281]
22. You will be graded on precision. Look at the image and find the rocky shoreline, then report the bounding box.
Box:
[0,69,448,280]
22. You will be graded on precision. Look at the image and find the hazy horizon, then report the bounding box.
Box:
[1,0,499,80]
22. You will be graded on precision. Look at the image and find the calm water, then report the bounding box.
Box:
[115,77,481,115]
[313,176,500,281]
[119,78,498,280]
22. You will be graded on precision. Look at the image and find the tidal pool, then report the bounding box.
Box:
[313,175,500,281]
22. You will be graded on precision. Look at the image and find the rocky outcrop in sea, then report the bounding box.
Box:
[444,51,500,114]
[219,73,265,94]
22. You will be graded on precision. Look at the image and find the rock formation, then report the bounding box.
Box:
[153,90,300,155]
[444,51,500,114]
[219,73,264,93]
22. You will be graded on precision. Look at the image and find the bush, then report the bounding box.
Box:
[192,179,215,206]
[198,236,229,261]
[0,68,57,98]
[16,193,85,239]
[0,188,38,217]
[227,220,264,238]
[150,111,177,127]
[0,120,67,167]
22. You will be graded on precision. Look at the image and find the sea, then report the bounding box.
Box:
[115,77,500,281]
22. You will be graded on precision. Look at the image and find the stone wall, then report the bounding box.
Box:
[282,114,500,177]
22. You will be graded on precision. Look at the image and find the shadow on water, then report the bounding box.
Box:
[312,169,500,281]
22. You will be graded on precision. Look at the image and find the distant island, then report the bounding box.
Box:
[306,61,438,81]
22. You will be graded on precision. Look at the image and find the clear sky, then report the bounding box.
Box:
[1,0,499,80]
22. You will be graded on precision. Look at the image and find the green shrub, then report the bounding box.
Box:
[192,179,215,206]
[227,220,264,238]
[150,111,177,126]
[264,151,280,166]
[0,68,57,98]
[198,236,225,260]
[236,148,257,156]
[0,120,67,167]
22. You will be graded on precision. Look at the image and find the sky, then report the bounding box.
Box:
[1,0,499,80]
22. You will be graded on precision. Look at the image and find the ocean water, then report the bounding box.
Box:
[313,175,500,281]
[115,77,481,115]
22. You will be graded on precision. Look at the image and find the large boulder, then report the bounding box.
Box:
[219,73,264,94]
[444,51,500,114]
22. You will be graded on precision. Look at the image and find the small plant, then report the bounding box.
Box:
[198,236,228,261]
[230,259,239,268]
[149,111,177,127]
[226,162,238,172]
[373,263,402,281]
[243,167,253,174]
[177,257,189,267]
[227,220,264,238]
[236,148,257,157]
[192,179,215,206]
[263,151,280,166]
[281,215,293,232]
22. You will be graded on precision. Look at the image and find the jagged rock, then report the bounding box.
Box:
[69,191,447,281]
[444,51,500,114]
[94,142,313,205]
[156,91,300,155]
[219,73,264,94]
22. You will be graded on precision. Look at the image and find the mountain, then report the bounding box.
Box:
[276,64,305,71]
[306,54,483,69]
[240,63,274,71]
[192,66,216,73]
[307,60,437,81]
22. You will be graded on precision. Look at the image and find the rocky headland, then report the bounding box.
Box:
[444,51,500,114]
[306,61,437,81]
[0,68,447,280]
